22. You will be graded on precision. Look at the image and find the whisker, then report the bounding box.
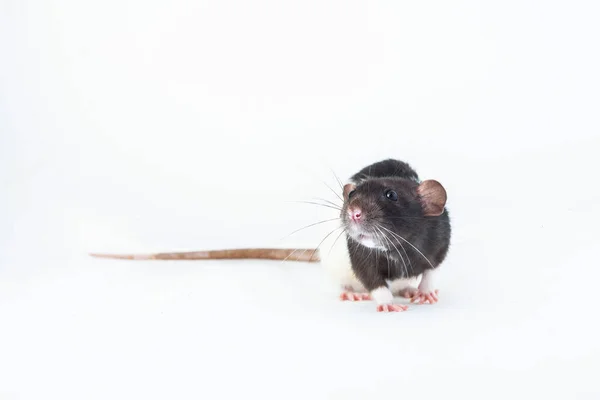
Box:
[373,227,391,279]
[397,240,412,274]
[330,168,345,191]
[278,217,341,242]
[321,180,344,204]
[372,227,387,277]
[376,225,407,279]
[374,216,446,221]
[374,240,380,283]
[289,200,342,211]
[327,228,347,258]
[360,233,368,260]
[375,222,413,275]
[379,225,434,269]
[280,247,310,263]
[312,197,343,209]
[309,225,344,262]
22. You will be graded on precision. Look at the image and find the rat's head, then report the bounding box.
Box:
[340,178,447,249]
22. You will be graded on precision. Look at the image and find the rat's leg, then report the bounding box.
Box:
[338,270,371,301]
[371,287,407,312]
[410,268,440,304]
[389,277,419,299]
[339,289,371,301]
[326,255,371,301]
[352,269,407,312]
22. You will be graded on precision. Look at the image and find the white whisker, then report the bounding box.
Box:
[309,225,344,261]
[290,200,342,212]
[313,197,343,209]
[328,228,347,258]
[376,225,408,278]
[280,247,309,264]
[279,217,341,242]
[379,225,434,269]
[330,168,345,191]
[322,180,344,204]
[397,240,412,274]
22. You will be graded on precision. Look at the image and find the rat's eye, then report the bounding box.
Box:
[385,190,398,201]
[347,190,356,199]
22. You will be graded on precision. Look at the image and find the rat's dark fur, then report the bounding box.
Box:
[341,159,451,293]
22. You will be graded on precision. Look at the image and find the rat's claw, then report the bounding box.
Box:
[410,289,439,304]
[376,304,408,312]
[400,287,419,299]
[340,291,371,301]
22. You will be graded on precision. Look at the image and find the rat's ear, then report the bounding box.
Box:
[343,183,356,200]
[417,180,447,216]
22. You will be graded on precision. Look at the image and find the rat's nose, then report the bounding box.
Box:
[349,208,362,222]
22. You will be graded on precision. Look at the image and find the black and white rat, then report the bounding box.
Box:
[331,159,451,312]
[90,158,451,313]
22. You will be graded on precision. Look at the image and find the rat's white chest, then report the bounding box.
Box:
[317,229,420,293]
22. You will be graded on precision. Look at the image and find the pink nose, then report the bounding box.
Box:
[349,208,362,221]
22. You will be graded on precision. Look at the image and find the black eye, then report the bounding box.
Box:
[348,190,356,199]
[385,190,398,201]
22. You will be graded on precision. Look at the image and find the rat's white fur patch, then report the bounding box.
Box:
[371,287,394,305]
[388,277,419,294]
[355,236,385,250]
[418,268,437,293]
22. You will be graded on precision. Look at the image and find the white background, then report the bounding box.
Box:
[1,0,599,399]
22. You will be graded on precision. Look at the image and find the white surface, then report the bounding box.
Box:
[2,0,600,398]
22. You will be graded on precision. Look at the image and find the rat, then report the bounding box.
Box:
[333,159,451,312]
[90,158,451,313]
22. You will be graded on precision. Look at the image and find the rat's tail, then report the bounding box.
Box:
[89,248,320,262]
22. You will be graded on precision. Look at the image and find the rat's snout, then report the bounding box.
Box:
[348,207,362,222]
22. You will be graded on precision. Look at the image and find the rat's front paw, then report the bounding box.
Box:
[376,304,408,312]
[398,286,419,299]
[340,291,371,301]
[410,289,439,304]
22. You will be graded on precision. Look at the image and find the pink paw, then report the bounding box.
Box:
[376,304,408,312]
[340,291,371,301]
[399,287,419,298]
[410,289,439,304]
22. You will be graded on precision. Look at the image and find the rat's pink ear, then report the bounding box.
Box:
[417,180,447,216]
[343,183,356,200]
